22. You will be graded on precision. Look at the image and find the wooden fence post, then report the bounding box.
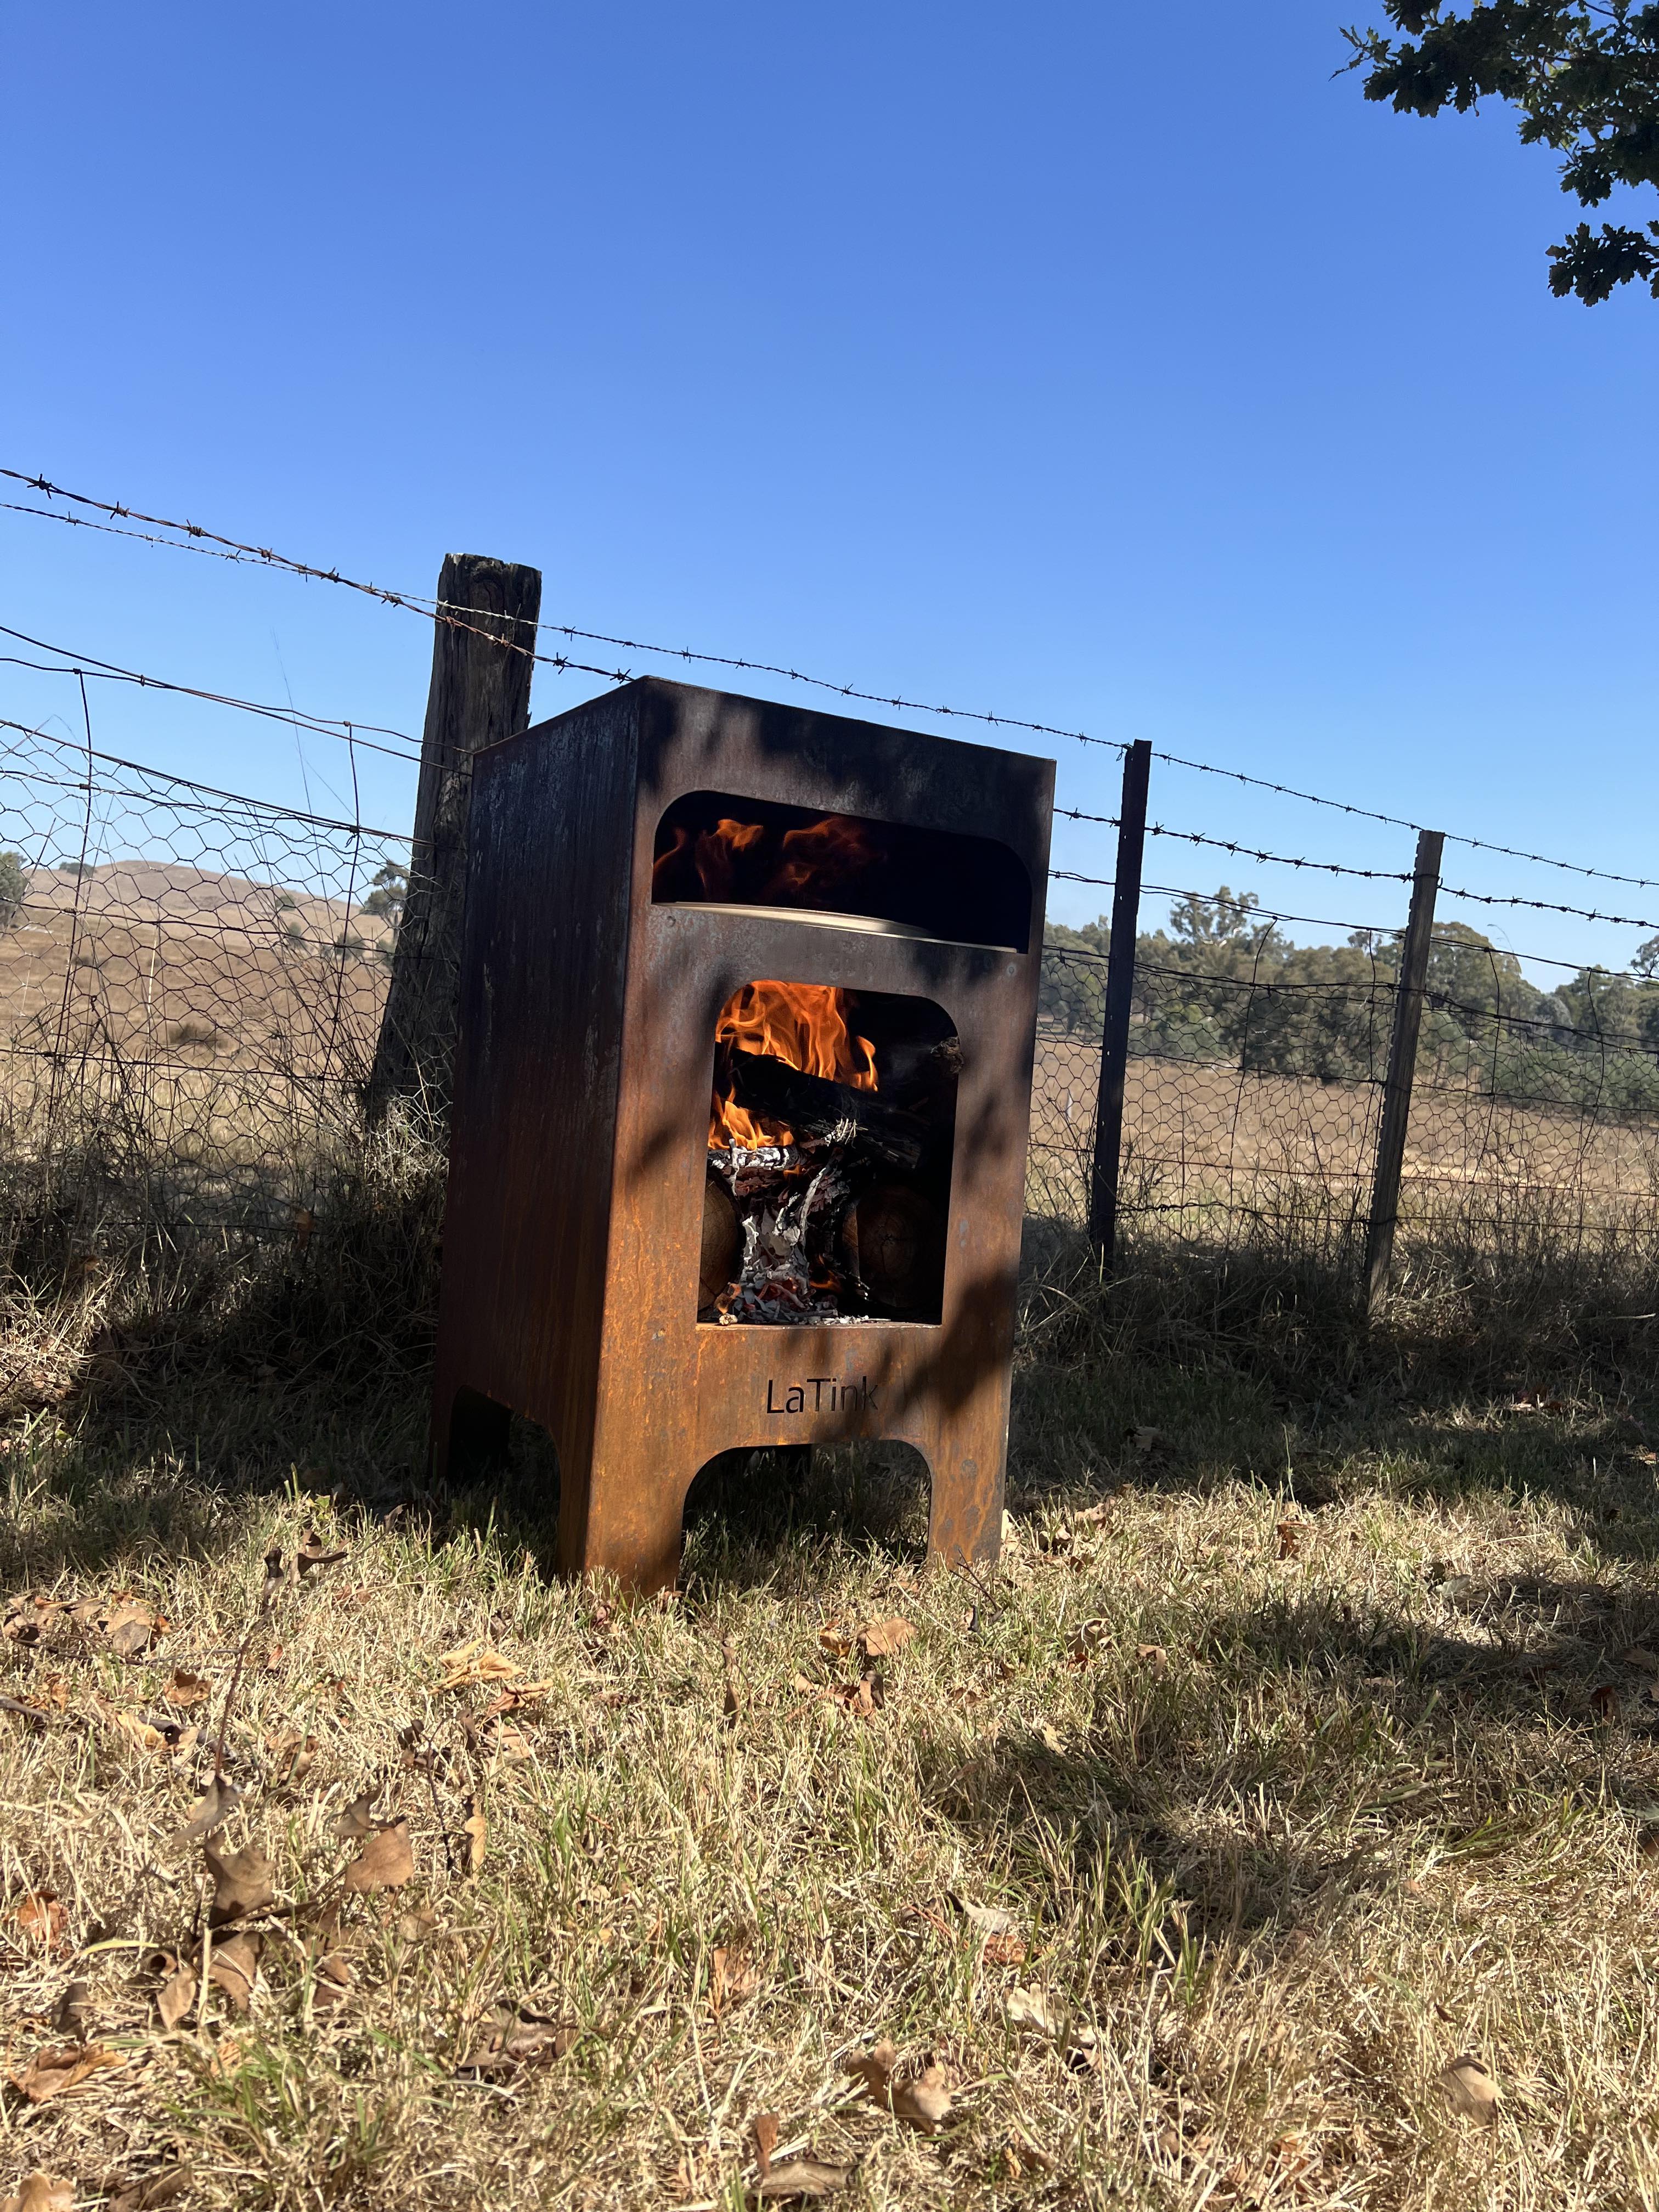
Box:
[1363,826,1443,1315]
[1088,738,1152,1261]
[369,553,543,1119]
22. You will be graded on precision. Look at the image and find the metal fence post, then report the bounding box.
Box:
[1364,826,1443,1314]
[1088,738,1152,1261]
[369,552,542,1120]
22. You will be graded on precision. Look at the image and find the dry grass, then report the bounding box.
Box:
[4,1199,1659,2207]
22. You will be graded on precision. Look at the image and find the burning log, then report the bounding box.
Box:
[700,1175,741,1308]
[850,1183,945,1316]
[719,1046,924,1170]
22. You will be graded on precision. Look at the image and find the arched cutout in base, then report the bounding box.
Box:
[680,1438,933,1584]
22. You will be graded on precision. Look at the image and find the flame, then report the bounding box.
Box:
[770,815,874,898]
[710,979,877,1149]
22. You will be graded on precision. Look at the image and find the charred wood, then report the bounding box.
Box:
[719,1047,924,1170]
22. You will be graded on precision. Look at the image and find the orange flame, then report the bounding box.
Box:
[710,979,877,1149]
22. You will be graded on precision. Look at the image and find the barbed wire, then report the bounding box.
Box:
[0,622,421,766]
[1056,805,1415,884]
[15,464,1659,907]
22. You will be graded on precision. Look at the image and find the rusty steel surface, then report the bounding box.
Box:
[431,678,1055,1593]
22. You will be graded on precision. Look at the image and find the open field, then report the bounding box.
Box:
[5,1205,1659,2209]
[1030,1029,1659,1244]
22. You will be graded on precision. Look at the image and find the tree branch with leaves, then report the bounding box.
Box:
[1343,3,1659,302]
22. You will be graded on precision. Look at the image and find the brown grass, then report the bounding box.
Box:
[4,1175,1659,2205]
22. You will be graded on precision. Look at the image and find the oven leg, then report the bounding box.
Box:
[926,1443,1005,1570]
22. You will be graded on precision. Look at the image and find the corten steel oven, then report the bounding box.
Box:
[431,676,1054,1592]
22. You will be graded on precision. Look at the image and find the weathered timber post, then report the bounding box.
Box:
[1088,738,1151,1261]
[1363,827,1443,1316]
[369,554,542,1119]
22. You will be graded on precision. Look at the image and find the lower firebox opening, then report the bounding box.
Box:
[681,1440,932,1564]
[699,981,957,1327]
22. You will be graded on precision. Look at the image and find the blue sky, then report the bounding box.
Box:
[1,1,1654,979]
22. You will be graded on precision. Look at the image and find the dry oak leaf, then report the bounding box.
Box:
[296,1528,348,1579]
[9,1892,68,1954]
[1440,2053,1499,2124]
[458,2005,574,2076]
[754,2113,780,2174]
[438,1640,521,1691]
[311,1949,354,2016]
[858,1616,915,1661]
[1,2176,73,2212]
[332,1786,383,1842]
[844,2039,954,2133]
[342,1819,414,1893]
[817,1623,854,1660]
[1276,1520,1304,1560]
[208,1932,261,2014]
[160,1668,211,1709]
[104,1602,160,1661]
[108,2169,191,2211]
[52,1979,91,2039]
[711,1944,759,2013]
[461,1794,488,1875]
[754,2159,851,2200]
[156,1963,197,2031]
[265,1725,317,1788]
[8,2041,122,2105]
[205,1842,275,1925]
[171,1775,241,1847]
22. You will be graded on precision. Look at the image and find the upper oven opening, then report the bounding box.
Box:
[650,790,1031,954]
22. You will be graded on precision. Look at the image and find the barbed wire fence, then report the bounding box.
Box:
[5,469,1659,1305]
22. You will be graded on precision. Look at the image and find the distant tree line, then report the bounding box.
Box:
[1041,888,1659,1115]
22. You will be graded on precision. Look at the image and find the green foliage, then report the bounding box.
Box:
[0,850,27,929]
[363,861,408,929]
[1344,3,1659,302]
[1042,885,1659,1111]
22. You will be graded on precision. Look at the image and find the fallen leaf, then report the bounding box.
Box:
[817,1623,854,1659]
[478,1716,532,1760]
[1,2176,73,2212]
[105,1601,159,1660]
[205,1842,275,1924]
[312,1947,354,2016]
[956,1899,1017,1937]
[754,2112,779,2175]
[711,1943,758,2012]
[721,1634,743,1724]
[1592,1683,1620,1722]
[265,1725,317,1788]
[1439,2053,1498,2123]
[1007,1985,1064,2039]
[260,1544,290,1610]
[161,1668,211,1709]
[458,2005,573,2075]
[8,2041,122,2104]
[1130,1425,1163,1454]
[51,1978,91,2038]
[859,1617,915,1661]
[296,1528,348,1579]
[755,2157,851,2199]
[1276,1520,1304,1560]
[108,1705,166,1757]
[1065,1619,1108,1666]
[1136,1644,1169,1675]
[10,1893,67,1954]
[438,1640,520,1690]
[208,1931,261,2013]
[1623,1647,1659,1672]
[332,1786,383,1840]
[156,1963,197,2030]
[108,2167,191,2211]
[172,1775,242,1846]
[461,1794,487,1875]
[1036,1720,1064,1753]
[844,2039,953,2131]
[984,1931,1029,1966]
[342,1819,414,1893]
[891,2062,952,2132]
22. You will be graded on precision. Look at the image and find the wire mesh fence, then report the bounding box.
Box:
[0,720,414,1238]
